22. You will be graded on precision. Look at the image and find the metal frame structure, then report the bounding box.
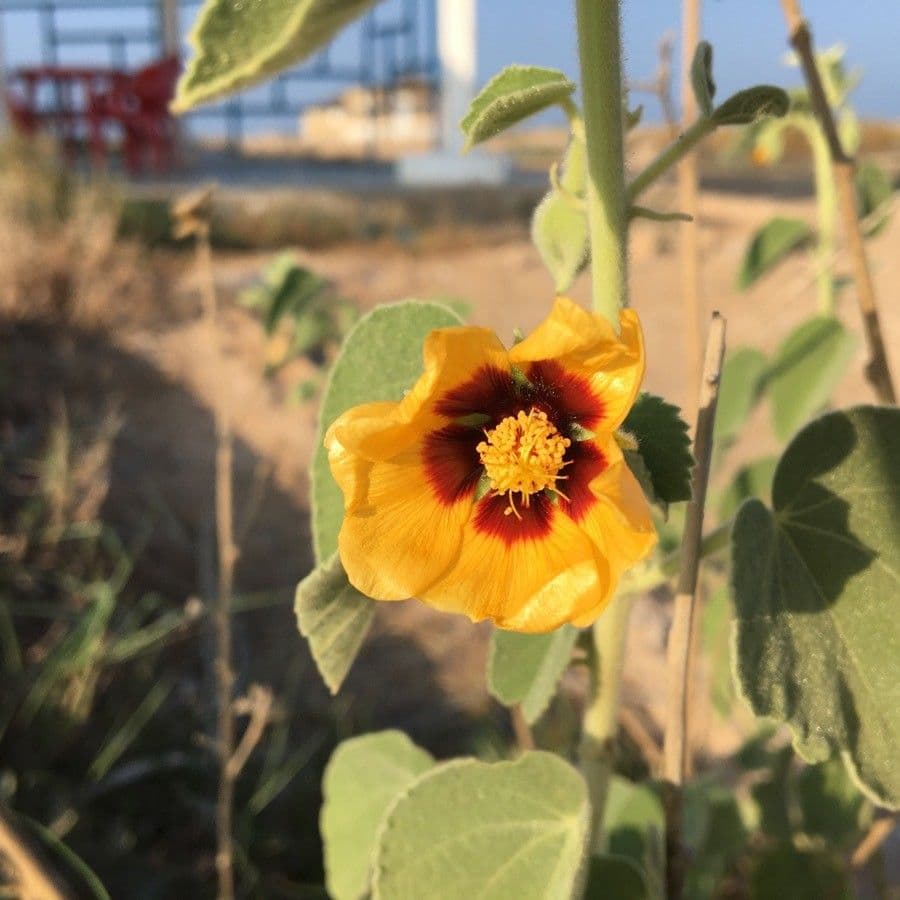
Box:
[0,0,439,145]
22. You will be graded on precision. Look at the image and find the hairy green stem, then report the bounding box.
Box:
[580,589,635,850]
[807,122,838,315]
[627,117,715,203]
[576,0,628,327]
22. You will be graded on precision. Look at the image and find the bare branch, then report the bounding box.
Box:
[663,311,727,900]
[779,0,896,404]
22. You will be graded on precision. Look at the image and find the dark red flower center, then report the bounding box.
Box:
[423,361,608,544]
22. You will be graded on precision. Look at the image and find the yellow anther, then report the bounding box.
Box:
[476,409,571,517]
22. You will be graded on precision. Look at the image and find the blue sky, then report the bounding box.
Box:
[481,0,900,121]
[2,0,897,129]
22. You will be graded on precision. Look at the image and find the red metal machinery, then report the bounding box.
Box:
[4,55,180,173]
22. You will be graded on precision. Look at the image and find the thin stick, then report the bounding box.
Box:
[678,0,704,401]
[0,809,70,900]
[779,0,896,405]
[851,816,897,869]
[663,312,726,900]
[179,198,239,900]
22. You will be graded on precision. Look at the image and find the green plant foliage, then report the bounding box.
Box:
[714,347,767,448]
[700,586,735,719]
[487,626,579,724]
[797,756,871,848]
[765,316,855,441]
[732,406,900,807]
[372,753,589,899]
[690,41,716,117]
[311,301,462,561]
[856,161,894,237]
[605,776,665,898]
[749,746,795,841]
[532,135,588,293]
[749,845,851,900]
[711,85,790,126]
[173,0,379,111]
[461,65,576,150]
[718,456,778,521]
[321,731,434,900]
[737,217,812,289]
[294,553,375,694]
[531,192,589,293]
[683,782,748,899]
[622,394,694,504]
[582,854,649,900]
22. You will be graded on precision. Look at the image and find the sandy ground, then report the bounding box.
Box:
[73,179,894,763]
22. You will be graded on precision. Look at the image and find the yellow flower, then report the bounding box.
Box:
[325,297,657,633]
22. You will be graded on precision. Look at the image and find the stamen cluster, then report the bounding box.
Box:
[477,408,571,517]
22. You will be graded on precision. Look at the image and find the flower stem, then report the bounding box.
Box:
[626,117,715,203]
[580,589,634,850]
[576,0,628,327]
[807,122,838,316]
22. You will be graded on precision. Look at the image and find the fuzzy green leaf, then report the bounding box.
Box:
[174,0,379,111]
[531,192,589,294]
[622,394,693,504]
[766,316,856,441]
[714,347,767,447]
[461,65,576,149]
[321,731,434,900]
[487,626,579,724]
[312,301,462,562]
[294,553,375,694]
[732,406,900,808]
[711,85,790,126]
[372,753,590,900]
[691,41,716,116]
[738,217,812,289]
[531,137,588,292]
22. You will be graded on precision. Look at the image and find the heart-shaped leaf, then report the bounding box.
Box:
[372,752,590,899]
[732,406,900,807]
[321,731,434,900]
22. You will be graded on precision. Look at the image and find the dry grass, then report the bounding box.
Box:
[0,137,155,328]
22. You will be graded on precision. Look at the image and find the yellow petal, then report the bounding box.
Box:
[418,504,610,633]
[568,441,657,627]
[325,327,510,462]
[331,436,473,601]
[510,297,645,431]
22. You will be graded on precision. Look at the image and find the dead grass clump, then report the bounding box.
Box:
[0,137,152,328]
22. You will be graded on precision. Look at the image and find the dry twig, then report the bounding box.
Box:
[678,0,705,406]
[510,704,536,752]
[779,0,896,404]
[851,815,897,869]
[663,312,726,900]
[174,186,239,900]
